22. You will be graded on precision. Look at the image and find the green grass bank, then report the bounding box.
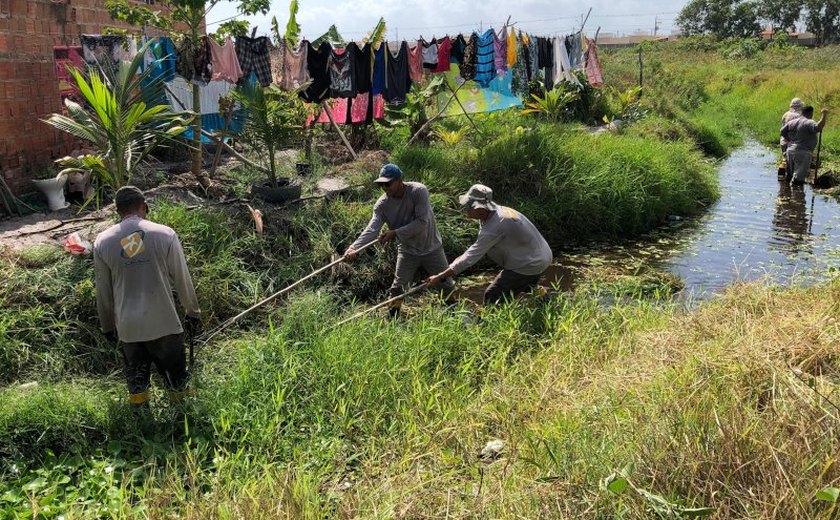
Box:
[1,40,840,518]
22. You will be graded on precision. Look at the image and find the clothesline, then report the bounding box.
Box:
[77,26,603,128]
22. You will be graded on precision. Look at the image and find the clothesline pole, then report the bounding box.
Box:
[321,102,358,160]
[407,80,467,146]
[579,7,592,34]
[445,80,482,134]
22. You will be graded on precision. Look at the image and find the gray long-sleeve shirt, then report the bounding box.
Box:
[449,205,552,276]
[349,182,443,256]
[94,216,200,343]
[782,117,819,153]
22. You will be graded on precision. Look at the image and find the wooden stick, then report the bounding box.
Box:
[445,80,482,134]
[322,102,358,160]
[200,128,272,175]
[407,81,467,146]
[197,238,380,344]
[334,282,429,327]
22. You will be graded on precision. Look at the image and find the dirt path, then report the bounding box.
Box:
[0,206,115,251]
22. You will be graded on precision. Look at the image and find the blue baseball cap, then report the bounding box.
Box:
[375,163,403,183]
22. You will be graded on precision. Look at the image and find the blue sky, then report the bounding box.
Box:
[205,0,687,42]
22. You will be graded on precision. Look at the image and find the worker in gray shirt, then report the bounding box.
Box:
[94,186,201,409]
[345,163,454,317]
[781,105,828,185]
[427,184,552,305]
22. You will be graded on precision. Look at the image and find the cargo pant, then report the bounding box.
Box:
[121,333,189,405]
[484,269,544,305]
[389,246,455,309]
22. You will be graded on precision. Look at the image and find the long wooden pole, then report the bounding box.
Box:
[322,102,358,160]
[334,282,429,327]
[197,238,380,344]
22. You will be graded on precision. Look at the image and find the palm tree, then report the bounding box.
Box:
[44,42,191,203]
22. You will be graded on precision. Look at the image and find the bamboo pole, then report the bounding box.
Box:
[322,102,358,160]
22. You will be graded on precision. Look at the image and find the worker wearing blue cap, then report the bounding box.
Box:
[345,163,454,317]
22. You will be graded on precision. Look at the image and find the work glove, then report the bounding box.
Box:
[184,315,202,338]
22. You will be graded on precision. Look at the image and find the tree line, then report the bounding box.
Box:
[676,0,840,44]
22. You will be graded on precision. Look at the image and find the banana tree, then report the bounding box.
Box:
[44,43,191,205]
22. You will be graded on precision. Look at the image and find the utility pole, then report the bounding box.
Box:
[653,15,659,37]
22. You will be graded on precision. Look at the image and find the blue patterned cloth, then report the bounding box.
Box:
[473,29,495,87]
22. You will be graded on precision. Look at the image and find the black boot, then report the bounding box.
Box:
[387,306,401,319]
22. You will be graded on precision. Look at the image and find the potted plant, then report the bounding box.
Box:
[43,43,191,208]
[31,168,69,211]
[233,82,307,203]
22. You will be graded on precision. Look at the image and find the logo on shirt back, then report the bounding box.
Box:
[120,231,145,258]
[500,207,521,220]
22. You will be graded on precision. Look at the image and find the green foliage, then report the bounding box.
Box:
[104,0,172,31]
[803,0,840,44]
[233,83,308,186]
[432,125,468,145]
[385,77,447,138]
[284,0,301,47]
[676,0,762,39]
[212,19,250,41]
[43,45,190,196]
[522,88,580,122]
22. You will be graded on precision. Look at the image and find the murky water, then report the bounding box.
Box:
[568,139,840,300]
[456,140,840,304]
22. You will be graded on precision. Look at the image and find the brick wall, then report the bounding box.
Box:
[0,0,194,200]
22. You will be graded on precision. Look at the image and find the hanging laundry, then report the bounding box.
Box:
[537,36,554,90]
[567,33,583,70]
[433,36,451,73]
[146,37,176,83]
[80,35,124,66]
[408,41,424,81]
[300,41,331,103]
[194,37,213,84]
[474,29,495,86]
[450,34,467,65]
[209,36,242,83]
[553,36,580,86]
[309,93,385,125]
[164,76,236,114]
[235,36,272,87]
[493,28,507,74]
[584,37,603,87]
[422,38,438,69]
[519,32,533,80]
[269,41,285,86]
[176,37,197,82]
[510,32,529,95]
[527,33,539,81]
[371,43,386,95]
[507,29,517,67]
[123,36,138,61]
[329,46,355,98]
[385,41,412,105]
[460,33,478,81]
[280,41,309,91]
[350,93,385,123]
[350,42,371,94]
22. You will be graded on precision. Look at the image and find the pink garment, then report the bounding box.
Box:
[493,28,507,73]
[432,36,451,73]
[307,93,385,125]
[209,37,242,83]
[585,38,603,88]
[408,41,424,82]
[349,93,385,123]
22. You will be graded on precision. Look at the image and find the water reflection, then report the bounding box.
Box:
[770,181,811,255]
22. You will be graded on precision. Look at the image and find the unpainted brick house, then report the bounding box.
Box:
[0,0,185,201]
